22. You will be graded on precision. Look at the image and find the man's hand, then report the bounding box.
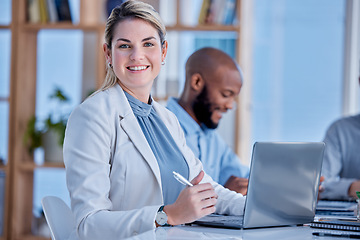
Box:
[348,180,360,198]
[318,176,325,201]
[224,176,248,195]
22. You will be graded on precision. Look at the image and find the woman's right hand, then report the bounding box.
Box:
[163,170,218,225]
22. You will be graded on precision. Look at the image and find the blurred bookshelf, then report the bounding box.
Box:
[4,0,243,239]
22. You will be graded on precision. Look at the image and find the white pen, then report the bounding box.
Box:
[173,171,193,187]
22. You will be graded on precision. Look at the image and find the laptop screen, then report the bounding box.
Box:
[243,142,325,228]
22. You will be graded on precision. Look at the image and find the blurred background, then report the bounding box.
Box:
[0,0,359,239]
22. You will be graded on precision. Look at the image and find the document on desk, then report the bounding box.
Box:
[311,219,360,232]
[316,200,357,211]
[312,231,360,239]
[315,200,357,220]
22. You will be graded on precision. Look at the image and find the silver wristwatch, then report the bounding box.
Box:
[155,205,170,226]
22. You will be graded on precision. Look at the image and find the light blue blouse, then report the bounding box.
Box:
[125,92,189,205]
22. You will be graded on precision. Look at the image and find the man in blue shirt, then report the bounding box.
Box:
[320,114,360,200]
[167,47,249,195]
[320,77,360,200]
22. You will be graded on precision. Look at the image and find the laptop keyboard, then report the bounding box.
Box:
[196,214,244,226]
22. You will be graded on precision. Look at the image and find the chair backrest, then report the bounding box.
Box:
[42,196,76,240]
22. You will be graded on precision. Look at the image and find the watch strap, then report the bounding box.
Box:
[158,205,165,212]
[157,205,171,226]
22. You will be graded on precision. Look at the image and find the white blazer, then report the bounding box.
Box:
[64,84,245,240]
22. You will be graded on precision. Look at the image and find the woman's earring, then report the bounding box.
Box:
[108,62,113,68]
[161,61,165,65]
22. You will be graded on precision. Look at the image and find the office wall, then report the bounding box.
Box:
[251,0,346,145]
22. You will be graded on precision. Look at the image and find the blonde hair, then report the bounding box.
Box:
[99,0,166,92]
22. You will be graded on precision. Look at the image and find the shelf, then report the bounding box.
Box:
[21,22,104,32]
[166,24,240,32]
[153,96,169,102]
[18,235,49,240]
[0,25,11,29]
[0,165,6,171]
[19,162,65,172]
[19,23,238,33]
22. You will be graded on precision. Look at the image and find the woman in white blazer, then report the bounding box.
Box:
[64,1,245,239]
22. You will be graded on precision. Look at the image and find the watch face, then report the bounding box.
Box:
[156,211,168,226]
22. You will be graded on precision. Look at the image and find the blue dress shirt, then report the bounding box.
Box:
[125,92,189,205]
[166,97,249,186]
[320,114,360,200]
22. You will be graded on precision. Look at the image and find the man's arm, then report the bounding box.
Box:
[321,122,357,200]
[217,136,250,194]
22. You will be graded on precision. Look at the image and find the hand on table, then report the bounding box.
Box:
[318,176,325,201]
[348,180,360,198]
[224,176,248,195]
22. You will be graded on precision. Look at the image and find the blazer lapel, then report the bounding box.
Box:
[114,85,162,188]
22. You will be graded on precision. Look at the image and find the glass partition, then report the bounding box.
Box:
[252,0,345,143]
[32,29,83,236]
[0,0,11,25]
[0,28,11,238]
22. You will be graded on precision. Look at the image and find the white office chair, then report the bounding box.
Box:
[41,196,76,240]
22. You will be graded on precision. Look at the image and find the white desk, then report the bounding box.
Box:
[125,224,357,240]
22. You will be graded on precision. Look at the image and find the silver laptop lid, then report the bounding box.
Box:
[243,142,325,229]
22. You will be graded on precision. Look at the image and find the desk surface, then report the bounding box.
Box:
[125,224,359,240]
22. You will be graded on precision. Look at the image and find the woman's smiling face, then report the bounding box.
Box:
[109,18,167,101]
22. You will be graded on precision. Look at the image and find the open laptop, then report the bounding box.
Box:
[193,142,325,229]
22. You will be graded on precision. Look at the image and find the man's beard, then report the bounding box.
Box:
[192,86,218,129]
